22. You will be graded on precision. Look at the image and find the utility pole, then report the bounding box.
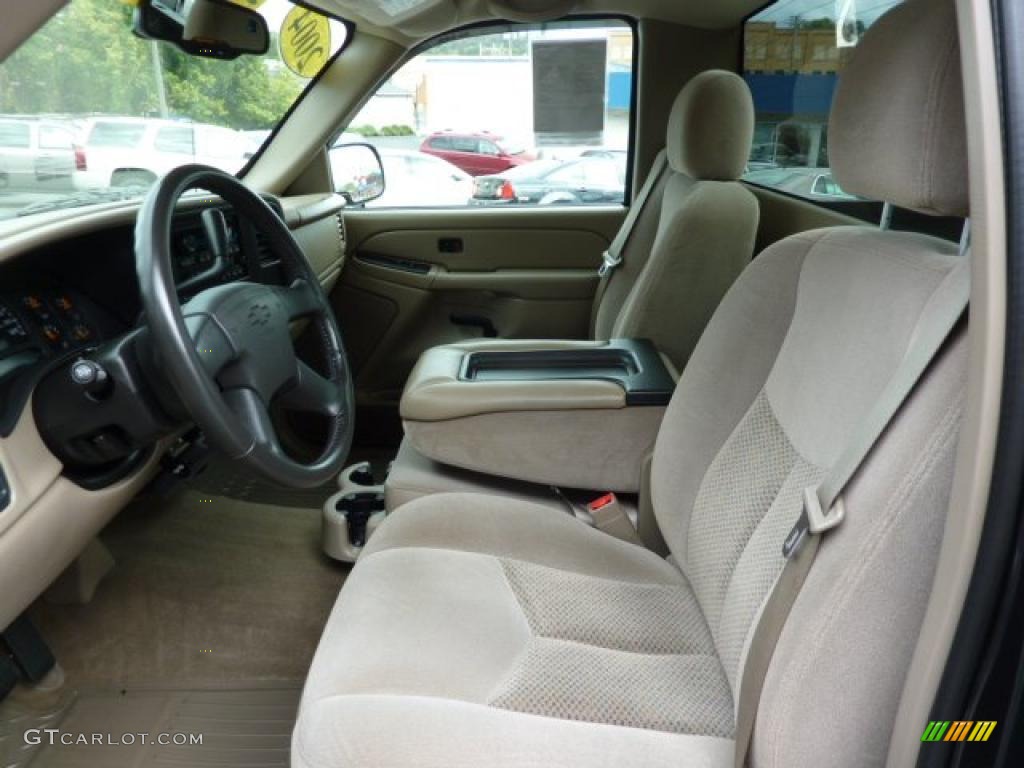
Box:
[790,14,800,71]
[151,40,169,118]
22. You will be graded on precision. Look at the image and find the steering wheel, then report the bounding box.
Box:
[135,165,354,488]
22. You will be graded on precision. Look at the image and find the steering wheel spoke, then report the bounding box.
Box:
[279,360,344,418]
[184,313,236,377]
[222,387,278,449]
[278,279,323,320]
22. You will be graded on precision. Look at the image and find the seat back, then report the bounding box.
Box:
[649,1,968,765]
[592,70,759,370]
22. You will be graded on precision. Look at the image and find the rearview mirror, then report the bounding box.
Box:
[133,0,270,60]
[329,143,386,206]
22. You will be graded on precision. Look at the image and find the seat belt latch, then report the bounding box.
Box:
[782,487,846,559]
[586,493,643,545]
[598,250,622,278]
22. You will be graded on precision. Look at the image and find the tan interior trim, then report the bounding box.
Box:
[887,2,1007,764]
[0,406,169,629]
[244,32,405,195]
[0,0,65,62]
[0,398,63,539]
[0,197,215,265]
[400,339,627,421]
[745,183,864,253]
[280,194,348,228]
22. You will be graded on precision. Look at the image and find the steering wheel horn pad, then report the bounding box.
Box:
[135,165,353,488]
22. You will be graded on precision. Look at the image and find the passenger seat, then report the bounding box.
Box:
[385,70,758,511]
[593,69,758,370]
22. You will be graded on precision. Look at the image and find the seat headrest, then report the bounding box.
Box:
[829,0,967,217]
[667,70,754,181]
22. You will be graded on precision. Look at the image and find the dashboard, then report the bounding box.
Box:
[0,190,348,638]
[0,198,289,435]
[0,203,282,358]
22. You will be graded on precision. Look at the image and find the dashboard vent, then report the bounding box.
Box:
[255,196,285,267]
[254,231,276,267]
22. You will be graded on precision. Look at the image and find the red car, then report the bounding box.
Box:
[419,131,534,176]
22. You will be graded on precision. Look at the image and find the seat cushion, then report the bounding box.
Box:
[293,492,735,768]
[385,438,641,525]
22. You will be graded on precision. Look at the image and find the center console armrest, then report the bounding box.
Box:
[400,339,675,492]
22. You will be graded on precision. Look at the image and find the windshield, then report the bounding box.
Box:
[0,0,347,221]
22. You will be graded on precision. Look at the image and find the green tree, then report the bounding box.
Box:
[0,0,305,131]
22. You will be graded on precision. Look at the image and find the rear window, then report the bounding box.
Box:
[742,0,903,203]
[88,122,146,148]
[0,121,31,149]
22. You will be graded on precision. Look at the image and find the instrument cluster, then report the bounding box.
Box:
[0,289,97,362]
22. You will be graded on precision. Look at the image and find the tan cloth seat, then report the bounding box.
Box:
[295,496,734,768]
[387,69,758,508]
[295,2,969,766]
[385,436,642,518]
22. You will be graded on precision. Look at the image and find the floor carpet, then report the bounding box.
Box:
[2,464,363,766]
[27,487,349,688]
[3,685,302,768]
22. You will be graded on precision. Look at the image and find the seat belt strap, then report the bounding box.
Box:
[590,149,669,334]
[732,253,970,768]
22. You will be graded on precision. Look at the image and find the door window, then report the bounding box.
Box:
[332,19,634,208]
[87,122,146,148]
[38,125,74,150]
[742,0,904,204]
[154,126,195,155]
[0,122,31,149]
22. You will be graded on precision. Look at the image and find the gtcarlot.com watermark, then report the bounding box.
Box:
[24,729,203,747]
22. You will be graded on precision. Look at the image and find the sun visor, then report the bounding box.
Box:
[487,0,576,22]
[327,0,458,36]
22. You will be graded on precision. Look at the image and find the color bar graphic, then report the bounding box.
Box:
[921,720,997,742]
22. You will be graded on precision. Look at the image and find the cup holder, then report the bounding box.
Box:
[336,491,386,548]
[347,462,376,487]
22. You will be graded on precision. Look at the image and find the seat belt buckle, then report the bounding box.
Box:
[598,250,622,278]
[585,492,643,545]
[782,487,846,559]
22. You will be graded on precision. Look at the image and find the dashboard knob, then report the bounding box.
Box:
[70,359,110,398]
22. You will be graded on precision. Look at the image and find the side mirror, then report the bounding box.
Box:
[133,0,270,60]
[329,143,386,206]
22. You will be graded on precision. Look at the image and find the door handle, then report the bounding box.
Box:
[438,237,464,254]
[450,313,498,338]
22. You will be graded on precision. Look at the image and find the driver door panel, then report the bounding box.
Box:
[333,206,624,403]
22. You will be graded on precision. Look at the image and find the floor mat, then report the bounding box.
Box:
[4,685,301,768]
[188,455,338,509]
[28,489,349,688]
[190,451,392,509]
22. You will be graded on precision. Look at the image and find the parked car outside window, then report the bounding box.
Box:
[0,118,79,193]
[420,130,535,176]
[73,118,249,190]
[471,155,625,205]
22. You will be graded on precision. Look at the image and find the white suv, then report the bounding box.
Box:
[74,117,249,190]
[0,117,80,191]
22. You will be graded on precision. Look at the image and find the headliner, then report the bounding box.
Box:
[312,0,769,43]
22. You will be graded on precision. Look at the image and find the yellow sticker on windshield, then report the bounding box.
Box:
[228,0,268,9]
[280,7,331,79]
